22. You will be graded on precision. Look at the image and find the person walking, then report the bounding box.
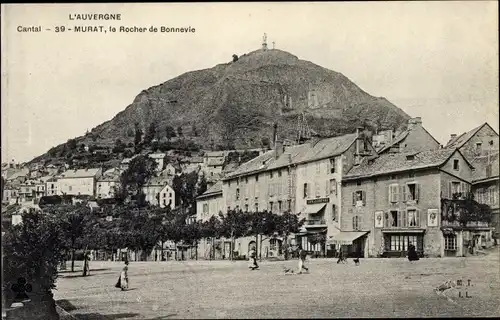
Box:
[82,251,90,277]
[115,260,129,291]
[297,246,309,274]
[248,247,259,270]
[407,243,420,262]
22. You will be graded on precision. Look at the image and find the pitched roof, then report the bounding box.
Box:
[59,168,101,179]
[144,176,171,187]
[207,158,224,166]
[445,123,495,149]
[5,168,29,180]
[197,180,223,199]
[224,133,357,180]
[378,131,410,153]
[189,156,204,163]
[344,148,458,180]
[471,152,500,182]
[205,151,225,158]
[149,153,166,159]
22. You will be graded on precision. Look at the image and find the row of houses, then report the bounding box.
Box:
[196,118,499,259]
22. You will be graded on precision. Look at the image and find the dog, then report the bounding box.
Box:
[282,266,294,275]
[353,258,360,266]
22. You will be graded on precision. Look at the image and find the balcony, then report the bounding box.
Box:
[442,220,490,228]
[305,219,327,227]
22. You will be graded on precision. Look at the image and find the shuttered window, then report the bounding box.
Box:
[389,184,399,203]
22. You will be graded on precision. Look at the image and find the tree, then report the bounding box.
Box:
[134,122,143,149]
[48,204,93,272]
[172,171,200,210]
[113,139,126,154]
[219,210,252,260]
[3,209,65,319]
[200,215,223,260]
[197,173,208,197]
[275,211,305,260]
[191,123,199,137]
[119,155,158,204]
[177,126,183,137]
[144,121,158,145]
[67,138,77,150]
[232,54,239,62]
[165,125,176,141]
[126,127,135,138]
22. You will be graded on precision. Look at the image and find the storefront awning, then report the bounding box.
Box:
[327,231,368,245]
[304,203,326,215]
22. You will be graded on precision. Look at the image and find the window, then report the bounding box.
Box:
[287,167,290,175]
[269,202,274,211]
[453,159,459,171]
[255,174,259,182]
[316,163,321,175]
[388,210,399,227]
[278,170,282,177]
[389,235,419,251]
[255,203,259,212]
[389,184,399,203]
[245,177,248,183]
[329,158,336,174]
[330,179,337,195]
[444,235,457,251]
[163,200,167,206]
[270,171,273,179]
[352,216,361,230]
[332,204,337,221]
[315,182,320,198]
[278,201,282,212]
[352,191,366,206]
[407,183,419,201]
[287,199,292,211]
[163,193,166,197]
[407,209,420,227]
[450,181,461,198]
[356,181,361,186]
[236,188,240,200]
[245,204,249,212]
[409,171,415,178]
[170,192,172,197]
[69,186,72,191]
[303,183,308,198]
[475,142,482,153]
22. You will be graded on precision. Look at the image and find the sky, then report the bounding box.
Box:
[1,2,498,163]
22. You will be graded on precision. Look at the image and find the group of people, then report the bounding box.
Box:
[248,245,309,274]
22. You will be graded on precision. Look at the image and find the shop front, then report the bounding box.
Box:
[382,230,424,258]
[327,231,369,258]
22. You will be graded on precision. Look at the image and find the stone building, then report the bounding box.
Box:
[339,148,486,258]
[446,122,499,161]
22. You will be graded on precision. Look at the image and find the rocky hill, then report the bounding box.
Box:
[32,48,410,164]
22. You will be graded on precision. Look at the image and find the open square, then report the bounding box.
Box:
[54,251,500,319]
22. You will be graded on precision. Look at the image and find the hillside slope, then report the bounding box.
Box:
[33,48,410,163]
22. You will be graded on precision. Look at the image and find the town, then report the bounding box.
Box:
[3,119,498,263]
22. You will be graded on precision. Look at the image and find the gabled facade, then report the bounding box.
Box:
[446,122,499,161]
[377,117,440,154]
[142,177,175,208]
[58,168,102,196]
[339,148,492,258]
[97,171,121,199]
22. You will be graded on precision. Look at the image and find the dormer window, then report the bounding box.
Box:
[453,159,459,171]
[406,155,415,161]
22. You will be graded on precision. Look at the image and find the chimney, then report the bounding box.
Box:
[355,127,363,164]
[450,134,457,140]
[272,123,278,148]
[275,140,284,159]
